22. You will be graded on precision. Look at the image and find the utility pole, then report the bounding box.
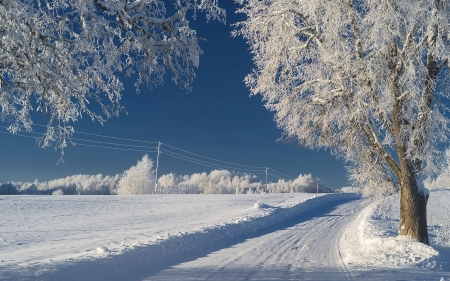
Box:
[265,167,268,193]
[155,141,161,194]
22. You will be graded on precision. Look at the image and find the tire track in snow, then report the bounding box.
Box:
[144,198,367,281]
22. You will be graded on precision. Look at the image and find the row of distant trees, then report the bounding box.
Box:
[6,151,450,196]
[0,155,331,195]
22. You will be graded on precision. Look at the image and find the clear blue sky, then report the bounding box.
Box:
[0,1,348,188]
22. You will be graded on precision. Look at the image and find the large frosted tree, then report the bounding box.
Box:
[235,0,450,244]
[0,0,224,148]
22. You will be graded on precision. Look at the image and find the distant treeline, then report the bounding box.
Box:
[0,155,333,195]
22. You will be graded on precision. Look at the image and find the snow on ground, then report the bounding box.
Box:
[142,196,366,281]
[341,189,450,273]
[0,193,355,280]
[4,190,449,280]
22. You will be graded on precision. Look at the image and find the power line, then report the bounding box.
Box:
[0,125,158,150]
[162,149,247,171]
[161,148,266,172]
[162,143,266,169]
[267,172,286,181]
[75,143,158,153]
[161,149,265,173]
[71,138,157,150]
[25,122,159,144]
[0,124,296,181]
[269,168,295,180]
[1,122,274,175]
[0,130,158,154]
[0,130,40,140]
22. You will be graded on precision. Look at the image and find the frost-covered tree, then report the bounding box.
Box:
[117,154,154,195]
[235,0,450,244]
[0,0,224,149]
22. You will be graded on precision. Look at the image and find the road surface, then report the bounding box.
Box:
[144,198,364,281]
[143,198,450,281]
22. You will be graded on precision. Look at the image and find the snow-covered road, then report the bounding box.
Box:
[144,198,450,281]
[143,197,363,281]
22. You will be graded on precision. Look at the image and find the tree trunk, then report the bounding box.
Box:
[398,163,429,244]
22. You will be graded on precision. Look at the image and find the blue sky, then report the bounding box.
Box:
[0,1,348,188]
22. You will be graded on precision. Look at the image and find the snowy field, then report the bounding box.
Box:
[2,191,450,280]
[1,193,349,280]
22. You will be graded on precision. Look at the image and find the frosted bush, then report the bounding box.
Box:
[430,210,450,246]
[52,189,64,195]
[339,186,361,193]
[265,174,329,193]
[117,154,155,195]
[158,173,183,189]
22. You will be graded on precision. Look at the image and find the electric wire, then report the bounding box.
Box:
[267,172,286,181]
[268,168,295,180]
[161,150,239,171]
[74,143,158,153]
[71,138,157,150]
[161,148,266,172]
[0,130,158,154]
[161,148,266,173]
[25,122,159,144]
[0,125,158,150]
[1,124,295,181]
[162,143,266,169]
[0,130,40,140]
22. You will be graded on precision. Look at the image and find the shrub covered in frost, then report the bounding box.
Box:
[266,174,331,193]
[117,154,155,195]
[52,189,64,195]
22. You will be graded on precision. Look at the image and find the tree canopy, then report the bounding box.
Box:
[0,0,224,149]
[235,0,450,243]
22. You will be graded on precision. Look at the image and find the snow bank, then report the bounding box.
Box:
[22,193,357,280]
[340,190,450,271]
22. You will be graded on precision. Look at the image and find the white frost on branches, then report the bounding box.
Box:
[0,168,330,195]
[157,170,329,194]
[0,0,225,150]
[117,154,155,194]
[235,0,450,197]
